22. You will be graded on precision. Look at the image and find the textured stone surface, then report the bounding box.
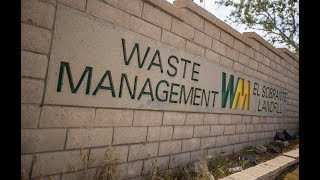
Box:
[194,125,210,137]
[22,129,66,153]
[21,23,51,53]
[32,150,89,177]
[95,109,133,126]
[147,126,173,141]
[20,0,299,178]
[171,18,194,40]
[142,3,172,30]
[21,104,41,128]
[158,140,182,156]
[163,112,186,125]
[21,50,48,79]
[21,78,44,104]
[173,126,193,139]
[66,128,113,149]
[133,110,163,126]
[58,0,86,11]
[22,0,55,29]
[39,106,95,128]
[86,0,130,28]
[44,4,288,116]
[89,146,129,167]
[128,142,159,161]
[181,138,200,152]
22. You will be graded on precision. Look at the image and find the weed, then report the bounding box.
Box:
[243,145,254,152]
[237,157,249,169]
[207,151,228,178]
[21,169,28,180]
[194,156,215,180]
[162,169,174,180]
[175,164,193,180]
[93,147,120,180]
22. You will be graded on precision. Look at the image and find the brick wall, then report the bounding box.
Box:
[21,0,299,179]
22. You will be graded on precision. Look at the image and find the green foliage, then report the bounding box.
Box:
[242,145,254,152]
[215,0,299,54]
[207,151,228,178]
[237,157,249,169]
[76,147,120,180]
[163,169,176,180]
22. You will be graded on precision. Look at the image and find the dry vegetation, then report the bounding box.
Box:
[22,137,299,180]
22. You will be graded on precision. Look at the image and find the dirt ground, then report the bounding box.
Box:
[216,138,299,179]
[275,164,299,180]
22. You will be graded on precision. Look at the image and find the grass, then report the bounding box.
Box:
[23,137,299,179]
[207,151,229,179]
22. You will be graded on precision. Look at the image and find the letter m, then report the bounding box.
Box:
[57,61,92,94]
[232,78,250,110]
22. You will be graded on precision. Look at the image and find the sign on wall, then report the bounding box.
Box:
[44,4,288,117]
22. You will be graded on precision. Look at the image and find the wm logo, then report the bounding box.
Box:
[221,72,250,110]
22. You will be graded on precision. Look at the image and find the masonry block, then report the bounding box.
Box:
[113,127,147,145]
[22,129,66,153]
[128,142,159,161]
[158,140,182,156]
[66,128,113,149]
[181,138,200,152]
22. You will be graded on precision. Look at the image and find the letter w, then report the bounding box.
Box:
[221,72,237,108]
[121,38,150,68]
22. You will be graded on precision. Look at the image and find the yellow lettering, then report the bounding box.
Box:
[232,79,250,110]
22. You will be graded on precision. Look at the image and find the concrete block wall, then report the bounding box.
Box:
[21,0,299,179]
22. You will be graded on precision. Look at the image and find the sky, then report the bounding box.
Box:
[166,0,286,48]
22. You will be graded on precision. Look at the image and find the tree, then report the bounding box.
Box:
[215,0,299,54]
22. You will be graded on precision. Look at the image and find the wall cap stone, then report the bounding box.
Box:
[169,0,298,62]
[244,32,298,62]
[277,48,299,62]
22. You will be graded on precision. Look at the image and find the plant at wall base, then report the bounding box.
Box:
[93,148,120,180]
[207,151,228,179]
[162,169,175,180]
[194,155,215,180]
[79,147,90,179]
[71,147,120,180]
[237,157,249,169]
[21,169,28,180]
[148,160,160,179]
[215,0,299,54]
[148,159,170,180]
[175,164,194,180]
[243,145,254,152]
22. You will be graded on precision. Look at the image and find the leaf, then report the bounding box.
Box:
[217,0,298,52]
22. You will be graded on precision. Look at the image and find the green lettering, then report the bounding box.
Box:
[57,61,92,94]
[191,63,200,81]
[155,80,169,102]
[119,73,137,99]
[221,72,238,108]
[121,38,150,68]
[167,55,178,77]
[193,88,201,106]
[169,83,180,103]
[179,85,194,105]
[138,78,154,101]
[200,89,210,107]
[147,50,163,73]
[92,70,115,96]
[181,58,191,79]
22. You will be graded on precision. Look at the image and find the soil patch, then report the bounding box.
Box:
[214,138,299,179]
